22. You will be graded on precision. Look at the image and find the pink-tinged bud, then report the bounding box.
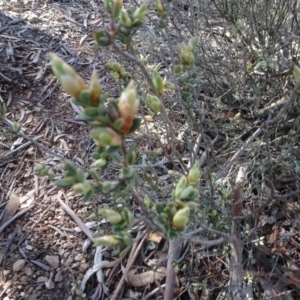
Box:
[107,128,122,146]
[113,0,123,18]
[89,70,102,106]
[94,235,118,247]
[172,207,190,230]
[49,53,86,98]
[118,81,139,134]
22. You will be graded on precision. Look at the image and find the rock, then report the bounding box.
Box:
[65,257,73,266]
[24,266,33,276]
[54,271,63,282]
[37,276,48,283]
[74,253,82,261]
[13,259,26,272]
[26,245,33,250]
[45,255,59,269]
[20,275,29,283]
[45,279,55,289]
[80,263,89,271]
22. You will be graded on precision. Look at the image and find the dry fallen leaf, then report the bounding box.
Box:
[20,189,35,209]
[127,267,167,287]
[0,193,20,227]
[147,231,163,244]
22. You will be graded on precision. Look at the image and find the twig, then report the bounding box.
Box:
[58,196,94,242]
[0,206,33,235]
[1,117,87,171]
[111,231,146,300]
[217,80,300,180]
[164,239,182,300]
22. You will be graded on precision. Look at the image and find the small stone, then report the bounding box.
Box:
[63,242,74,249]
[54,271,63,282]
[45,255,59,269]
[24,266,33,276]
[74,253,82,261]
[65,257,73,266]
[20,275,29,284]
[45,279,55,289]
[80,263,89,271]
[26,245,33,250]
[3,270,11,276]
[13,259,26,272]
[37,276,48,283]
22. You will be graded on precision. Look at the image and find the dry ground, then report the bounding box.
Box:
[1,0,300,300]
[0,0,119,299]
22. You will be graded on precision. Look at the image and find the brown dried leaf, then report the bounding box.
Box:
[0,193,20,227]
[147,231,163,244]
[127,267,167,287]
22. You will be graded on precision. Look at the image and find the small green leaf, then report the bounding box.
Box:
[94,30,111,47]
[84,107,99,117]
[155,203,164,214]
[65,161,77,176]
[55,178,75,188]
[128,117,141,133]
[82,188,94,202]
[105,146,120,154]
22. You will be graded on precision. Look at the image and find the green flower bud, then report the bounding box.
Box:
[97,209,123,224]
[120,10,132,27]
[133,3,147,24]
[152,72,164,95]
[147,94,163,111]
[144,195,153,209]
[172,207,190,230]
[94,235,118,247]
[187,162,200,184]
[49,53,86,98]
[154,0,164,14]
[175,176,187,199]
[180,186,199,201]
[91,127,122,147]
[188,36,199,49]
[179,43,195,68]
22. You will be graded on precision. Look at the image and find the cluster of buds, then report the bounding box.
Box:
[49,53,140,142]
[154,162,201,238]
[154,0,169,28]
[152,71,176,96]
[90,207,133,231]
[107,60,132,82]
[94,1,147,46]
[178,37,199,70]
[90,207,133,255]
